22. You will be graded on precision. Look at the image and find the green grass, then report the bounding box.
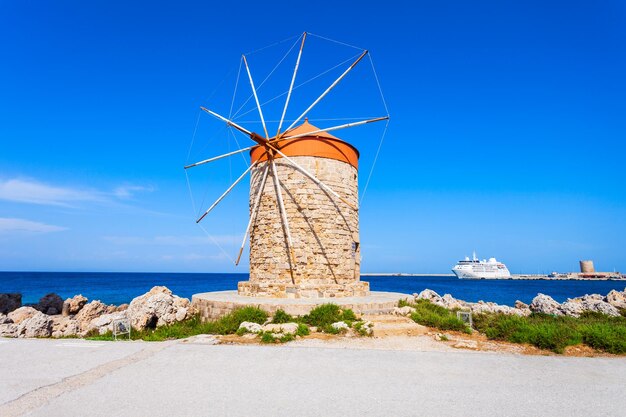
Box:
[301,304,358,329]
[408,299,471,334]
[259,331,296,344]
[85,306,268,342]
[397,299,411,308]
[271,309,294,324]
[296,323,310,337]
[474,311,626,354]
[353,321,373,337]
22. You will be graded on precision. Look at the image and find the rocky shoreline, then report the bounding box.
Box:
[409,288,626,317]
[1,286,625,339]
[0,286,192,338]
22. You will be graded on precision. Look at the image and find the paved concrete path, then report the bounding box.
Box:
[0,338,624,417]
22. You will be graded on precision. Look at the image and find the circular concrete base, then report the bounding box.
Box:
[192,290,412,320]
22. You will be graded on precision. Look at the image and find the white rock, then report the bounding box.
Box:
[561,297,620,317]
[75,301,110,331]
[581,300,620,317]
[605,290,626,309]
[51,316,80,338]
[442,294,468,310]
[262,322,298,335]
[560,301,584,317]
[393,306,416,316]
[529,294,563,315]
[416,289,444,306]
[126,286,191,330]
[331,321,349,331]
[87,312,127,335]
[0,313,11,324]
[17,312,52,338]
[239,321,263,333]
[175,307,188,322]
[0,323,18,337]
[356,320,373,336]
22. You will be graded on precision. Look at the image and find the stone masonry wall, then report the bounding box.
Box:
[238,156,369,298]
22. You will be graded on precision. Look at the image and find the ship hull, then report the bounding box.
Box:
[452,265,511,279]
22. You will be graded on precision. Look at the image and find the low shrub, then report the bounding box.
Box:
[271,309,294,324]
[259,331,295,344]
[353,321,373,337]
[409,299,471,334]
[296,323,310,337]
[474,312,626,354]
[302,304,358,329]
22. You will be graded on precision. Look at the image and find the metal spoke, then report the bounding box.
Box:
[271,158,296,269]
[279,116,389,141]
[283,50,368,133]
[196,160,258,223]
[184,145,255,170]
[277,32,307,136]
[242,55,270,139]
[235,164,270,265]
[200,107,252,137]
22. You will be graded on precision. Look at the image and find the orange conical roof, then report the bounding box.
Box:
[282,118,339,140]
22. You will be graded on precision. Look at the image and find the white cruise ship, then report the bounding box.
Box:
[452,252,511,279]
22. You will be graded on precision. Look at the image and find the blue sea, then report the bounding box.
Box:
[1,272,625,306]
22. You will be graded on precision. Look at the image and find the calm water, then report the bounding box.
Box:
[1,272,625,306]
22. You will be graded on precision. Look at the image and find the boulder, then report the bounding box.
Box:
[126,286,191,330]
[17,312,52,338]
[62,295,88,316]
[441,294,468,310]
[514,300,529,310]
[239,321,262,334]
[331,321,349,331]
[469,301,519,315]
[8,306,39,324]
[416,289,444,306]
[75,301,110,331]
[37,293,64,315]
[580,300,620,317]
[571,294,604,303]
[0,323,18,337]
[51,316,81,338]
[561,295,620,317]
[529,294,562,315]
[262,322,299,335]
[0,313,11,324]
[560,301,584,317]
[116,304,129,312]
[605,290,626,309]
[86,312,127,335]
[0,293,21,314]
[393,306,416,316]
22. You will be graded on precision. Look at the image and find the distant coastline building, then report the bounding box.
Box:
[579,260,595,273]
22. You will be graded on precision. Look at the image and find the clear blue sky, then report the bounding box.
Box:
[1,1,624,274]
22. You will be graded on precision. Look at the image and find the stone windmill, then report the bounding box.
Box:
[185,32,388,299]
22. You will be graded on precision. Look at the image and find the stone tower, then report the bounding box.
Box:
[237,120,369,298]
